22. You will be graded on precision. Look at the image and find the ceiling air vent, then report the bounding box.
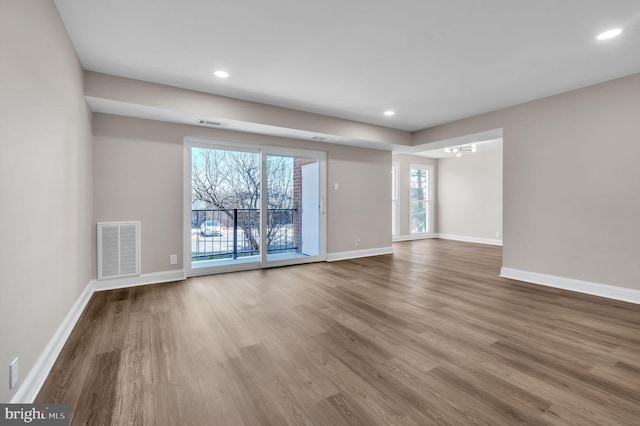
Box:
[197,119,228,127]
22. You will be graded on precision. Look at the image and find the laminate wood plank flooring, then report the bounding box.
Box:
[36,239,640,425]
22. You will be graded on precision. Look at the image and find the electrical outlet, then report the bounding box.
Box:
[169,254,178,265]
[495,231,501,238]
[334,183,340,191]
[354,237,360,247]
[9,358,18,390]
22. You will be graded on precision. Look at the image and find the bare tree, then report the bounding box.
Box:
[266,155,294,250]
[191,148,295,255]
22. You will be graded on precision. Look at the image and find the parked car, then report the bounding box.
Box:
[200,220,222,236]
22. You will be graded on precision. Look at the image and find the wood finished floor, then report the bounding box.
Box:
[37,239,640,425]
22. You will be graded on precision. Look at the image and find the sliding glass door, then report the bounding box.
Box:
[189,145,262,272]
[265,153,322,263]
[185,140,325,275]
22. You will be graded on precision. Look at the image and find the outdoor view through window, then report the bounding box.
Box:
[410,166,430,234]
[190,146,322,271]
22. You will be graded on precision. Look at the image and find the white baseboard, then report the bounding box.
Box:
[500,267,640,305]
[327,246,394,262]
[93,269,186,291]
[392,234,436,242]
[10,281,94,403]
[436,233,503,246]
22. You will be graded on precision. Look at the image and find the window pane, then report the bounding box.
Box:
[191,147,261,263]
[410,168,429,201]
[410,166,430,234]
[267,154,321,260]
[391,165,397,200]
[392,200,396,235]
[392,164,398,235]
[411,201,427,233]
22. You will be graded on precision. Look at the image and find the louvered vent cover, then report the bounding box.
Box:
[97,222,140,280]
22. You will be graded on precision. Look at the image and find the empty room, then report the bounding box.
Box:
[1,0,639,425]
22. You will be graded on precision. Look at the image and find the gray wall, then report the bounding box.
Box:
[93,113,392,273]
[415,73,640,290]
[0,0,93,402]
[437,150,503,241]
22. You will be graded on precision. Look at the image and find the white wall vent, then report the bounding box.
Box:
[97,221,141,280]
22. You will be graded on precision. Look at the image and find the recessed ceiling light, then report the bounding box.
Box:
[214,70,229,78]
[597,28,623,40]
[384,110,395,116]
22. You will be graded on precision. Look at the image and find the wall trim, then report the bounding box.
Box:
[436,233,503,246]
[93,269,186,292]
[500,267,640,305]
[392,234,436,242]
[10,281,94,403]
[327,246,394,262]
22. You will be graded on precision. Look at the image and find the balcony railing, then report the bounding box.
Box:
[191,208,298,261]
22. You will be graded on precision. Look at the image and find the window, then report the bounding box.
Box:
[410,164,433,234]
[392,162,399,236]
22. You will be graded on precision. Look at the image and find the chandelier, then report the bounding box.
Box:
[444,143,477,157]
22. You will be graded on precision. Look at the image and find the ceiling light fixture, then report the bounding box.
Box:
[384,110,395,116]
[597,28,623,40]
[213,70,229,78]
[444,143,477,157]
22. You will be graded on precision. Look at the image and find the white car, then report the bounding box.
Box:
[200,220,222,236]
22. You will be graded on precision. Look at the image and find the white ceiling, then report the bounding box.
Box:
[54,0,640,132]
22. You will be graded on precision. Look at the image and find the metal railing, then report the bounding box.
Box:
[191,208,298,261]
